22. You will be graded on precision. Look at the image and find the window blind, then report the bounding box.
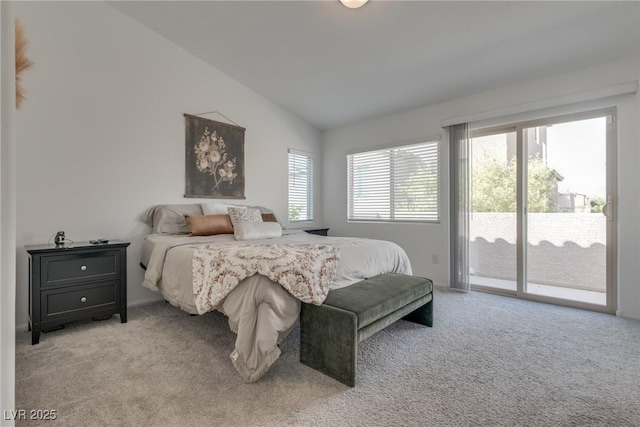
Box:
[288,150,314,222]
[347,141,439,222]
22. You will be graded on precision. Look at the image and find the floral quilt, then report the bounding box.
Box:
[192,242,340,314]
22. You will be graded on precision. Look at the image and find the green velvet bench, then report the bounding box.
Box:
[299,273,433,387]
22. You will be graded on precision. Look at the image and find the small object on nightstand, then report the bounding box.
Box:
[304,228,329,236]
[54,231,65,246]
[26,240,130,345]
[89,239,110,244]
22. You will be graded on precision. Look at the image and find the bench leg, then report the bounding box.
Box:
[403,295,433,327]
[300,304,358,387]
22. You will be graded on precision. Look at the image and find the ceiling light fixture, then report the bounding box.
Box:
[339,0,369,9]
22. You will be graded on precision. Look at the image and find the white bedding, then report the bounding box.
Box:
[141,232,412,381]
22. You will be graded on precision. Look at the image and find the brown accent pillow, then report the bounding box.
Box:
[261,213,278,223]
[184,214,234,236]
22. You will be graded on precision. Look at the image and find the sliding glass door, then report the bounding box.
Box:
[470,128,517,292]
[470,109,616,313]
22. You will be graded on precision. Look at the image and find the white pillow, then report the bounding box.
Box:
[234,222,282,241]
[201,202,240,215]
[228,206,263,226]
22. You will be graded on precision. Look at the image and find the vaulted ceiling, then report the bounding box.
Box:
[111,1,640,130]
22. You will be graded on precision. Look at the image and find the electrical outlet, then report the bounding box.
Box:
[432,254,439,264]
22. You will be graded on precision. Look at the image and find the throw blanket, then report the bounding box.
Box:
[192,242,340,315]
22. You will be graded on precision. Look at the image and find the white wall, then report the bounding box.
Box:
[323,57,640,319]
[1,2,17,424]
[14,1,322,327]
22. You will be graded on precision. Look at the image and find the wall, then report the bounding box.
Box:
[14,1,322,327]
[1,2,17,424]
[323,57,640,319]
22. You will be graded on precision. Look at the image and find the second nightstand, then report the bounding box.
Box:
[26,240,130,345]
[304,228,330,236]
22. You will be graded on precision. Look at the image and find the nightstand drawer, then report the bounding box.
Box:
[41,281,119,319]
[41,251,120,287]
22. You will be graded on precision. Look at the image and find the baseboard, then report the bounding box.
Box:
[16,322,28,332]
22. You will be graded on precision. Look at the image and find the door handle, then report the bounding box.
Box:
[602,196,613,220]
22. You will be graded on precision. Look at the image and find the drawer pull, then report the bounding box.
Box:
[80,296,87,303]
[80,265,87,271]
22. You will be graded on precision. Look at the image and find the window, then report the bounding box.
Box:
[288,149,314,222]
[347,140,439,222]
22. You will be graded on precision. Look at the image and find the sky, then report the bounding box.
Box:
[545,117,606,199]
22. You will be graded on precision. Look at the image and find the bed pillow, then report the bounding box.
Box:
[228,206,263,226]
[184,214,234,236]
[201,202,239,215]
[261,213,278,223]
[145,204,204,234]
[234,222,283,241]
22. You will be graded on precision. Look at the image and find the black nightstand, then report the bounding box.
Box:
[304,228,329,236]
[26,240,130,345]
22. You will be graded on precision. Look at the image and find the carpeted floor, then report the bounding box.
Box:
[15,287,640,427]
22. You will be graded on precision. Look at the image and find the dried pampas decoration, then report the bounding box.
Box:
[15,18,34,109]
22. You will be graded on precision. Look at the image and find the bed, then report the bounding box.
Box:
[140,203,412,382]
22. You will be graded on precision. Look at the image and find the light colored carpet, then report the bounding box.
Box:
[15,287,640,427]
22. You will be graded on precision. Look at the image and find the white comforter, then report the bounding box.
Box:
[142,232,412,382]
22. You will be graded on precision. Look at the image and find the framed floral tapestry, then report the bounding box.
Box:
[184,114,245,199]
